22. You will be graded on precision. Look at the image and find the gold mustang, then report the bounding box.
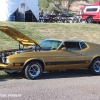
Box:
[0,26,100,80]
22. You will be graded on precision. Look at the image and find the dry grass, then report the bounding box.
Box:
[0,22,100,50]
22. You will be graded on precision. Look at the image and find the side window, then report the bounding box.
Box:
[80,42,87,49]
[64,42,81,51]
[86,8,98,12]
[92,8,97,11]
[86,8,92,12]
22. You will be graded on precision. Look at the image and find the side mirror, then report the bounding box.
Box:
[61,47,66,51]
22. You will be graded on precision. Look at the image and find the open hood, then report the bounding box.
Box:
[0,26,41,47]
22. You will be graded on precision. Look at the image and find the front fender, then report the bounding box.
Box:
[23,58,45,68]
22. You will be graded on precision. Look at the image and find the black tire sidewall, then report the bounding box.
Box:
[89,58,100,75]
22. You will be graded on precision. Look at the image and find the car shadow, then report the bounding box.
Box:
[0,72,24,82]
[0,69,93,81]
[40,69,92,80]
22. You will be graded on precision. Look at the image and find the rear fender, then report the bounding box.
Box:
[89,55,100,65]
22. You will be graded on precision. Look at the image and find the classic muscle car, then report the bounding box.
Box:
[0,26,100,80]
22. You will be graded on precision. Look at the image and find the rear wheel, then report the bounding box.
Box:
[25,61,43,79]
[88,58,100,75]
[86,17,93,23]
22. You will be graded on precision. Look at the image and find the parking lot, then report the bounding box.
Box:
[0,69,100,100]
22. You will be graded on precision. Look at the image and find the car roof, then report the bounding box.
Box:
[64,40,84,42]
[85,6,100,9]
[44,39,84,42]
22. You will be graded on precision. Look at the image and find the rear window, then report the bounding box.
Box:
[86,8,98,12]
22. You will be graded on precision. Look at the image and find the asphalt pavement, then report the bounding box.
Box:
[0,69,100,100]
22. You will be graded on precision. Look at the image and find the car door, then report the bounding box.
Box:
[55,42,88,70]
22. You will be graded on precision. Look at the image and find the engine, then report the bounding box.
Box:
[0,48,34,63]
[0,46,42,63]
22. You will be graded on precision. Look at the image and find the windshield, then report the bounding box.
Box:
[40,40,62,50]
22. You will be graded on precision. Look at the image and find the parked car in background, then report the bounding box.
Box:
[40,13,77,23]
[82,6,100,23]
[57,13,77,23]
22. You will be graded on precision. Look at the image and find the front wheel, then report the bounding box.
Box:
[25,61,43,79]
[88,58,100,75]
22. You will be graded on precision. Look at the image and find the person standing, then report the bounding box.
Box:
[39,10,44,22]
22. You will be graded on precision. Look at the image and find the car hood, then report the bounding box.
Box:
[0,26,41,47]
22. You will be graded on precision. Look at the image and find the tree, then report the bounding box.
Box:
[51,0,79,13]
[67,0,78,13]
[52,0,63,13]
[86,0,99,3]
[39,0,50,11]
[40,0,93,13]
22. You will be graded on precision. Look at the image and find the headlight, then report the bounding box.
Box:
[2,57,5,63]
[2,57,9,64]
[5,58,9,64]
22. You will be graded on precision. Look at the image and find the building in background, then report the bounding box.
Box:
[0,0,39,22]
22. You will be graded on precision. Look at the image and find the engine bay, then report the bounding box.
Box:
[0,45,42,63]
[0,48,34,63]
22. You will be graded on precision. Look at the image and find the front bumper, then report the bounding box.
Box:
[0,63,10,69]
[0,63,22,70]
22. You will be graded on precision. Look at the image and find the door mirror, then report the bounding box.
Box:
[61,47,66,51]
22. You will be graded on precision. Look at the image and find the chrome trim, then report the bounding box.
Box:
[93,61,100,73]
[79,42,82,50]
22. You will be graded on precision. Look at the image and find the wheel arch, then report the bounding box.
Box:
[89,56,100,66]
[23,58,45,71]
[86,15,93,19]
[87,15,92,18]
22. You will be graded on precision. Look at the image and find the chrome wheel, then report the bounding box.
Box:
[25,61,43,79]
[93,61,100,73]
[29,64,41,78]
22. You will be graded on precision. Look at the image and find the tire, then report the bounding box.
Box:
[25,61,43,80]
[88,58,100,75]
[86,17,93,23]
